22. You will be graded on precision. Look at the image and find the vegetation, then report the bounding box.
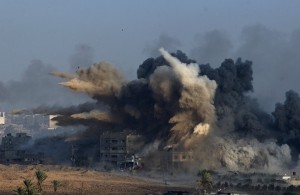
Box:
[35,170,47,192]
[13,186,25,195]
[13,179,39,195]
[196,170,213,193]
[13,170,48,195]
[52,180,62,192]
[24,179,38,195]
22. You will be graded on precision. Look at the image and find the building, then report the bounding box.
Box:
[0,133,43,164]
[150,146,195,172]
[0,112,5,125]
[48,115,59,130]
[99,131,145,166]
[1,113,61,137]
[100,131,127,166]
[1,133,31,150]
[7,114,49,130]
[172,151,194,169]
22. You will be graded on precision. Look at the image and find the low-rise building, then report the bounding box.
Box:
[0,133,43,164]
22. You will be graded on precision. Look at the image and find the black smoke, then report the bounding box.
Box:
[273,90,300,160]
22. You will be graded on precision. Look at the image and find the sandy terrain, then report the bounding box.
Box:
[0,164,194,195]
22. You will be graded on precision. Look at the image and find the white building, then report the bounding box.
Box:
[48,115,59,130]
[0,112,5,125]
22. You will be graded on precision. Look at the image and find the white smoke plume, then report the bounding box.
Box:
[157,48,217,145]
[217,137,292,173]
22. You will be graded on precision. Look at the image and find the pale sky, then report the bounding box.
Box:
[1,0,300,110]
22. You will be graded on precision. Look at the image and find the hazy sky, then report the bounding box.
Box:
[1,0,300,111]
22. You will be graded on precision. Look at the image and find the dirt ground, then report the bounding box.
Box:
[0,164,194,195]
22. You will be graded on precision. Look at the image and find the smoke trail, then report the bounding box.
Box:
[50,71,76,80]
[57,62,125,101]
[71,110,120,123]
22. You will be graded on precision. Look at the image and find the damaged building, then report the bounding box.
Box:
[70,130,144,168]
[100,131,127,166]
[0,112,61,137]
[0,133,43,164]
[100,131,146,168]
[150,146,195,173]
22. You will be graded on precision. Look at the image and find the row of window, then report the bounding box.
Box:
[103,147,126,151]
[104,139,126,143]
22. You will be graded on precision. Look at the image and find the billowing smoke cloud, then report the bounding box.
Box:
[217,138,292,172]
[53,49,217,148]
[61,62,124,100]
[8,32,295,174]
[49,47,300,173]
[157,48,216,144]
[272,90,300,161]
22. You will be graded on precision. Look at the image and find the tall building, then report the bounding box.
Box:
[100,131,127,165]
[99,131,144,166]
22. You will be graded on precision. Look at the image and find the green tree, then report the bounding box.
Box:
[52,180,62,193]
[196,170,213,193]
[13,186,25,195]
[35,170,47,192]
[23,179,38,195]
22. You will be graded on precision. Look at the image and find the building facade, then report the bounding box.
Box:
[0,133,43,164]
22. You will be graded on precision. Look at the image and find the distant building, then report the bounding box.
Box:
[172,151,194,168]
[2,113,61,136]
[0,112,5,125]
[98,131,143,166]
[7,114,49,130]
[0,133,42,164]
[100,131,127,166]
[150,146,195,172]
[282,175,291,180]
[48,115,59,130]
[1,133,31,150]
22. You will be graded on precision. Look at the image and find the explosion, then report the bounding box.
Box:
[44,48,300,172]
[53,48,216,148]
